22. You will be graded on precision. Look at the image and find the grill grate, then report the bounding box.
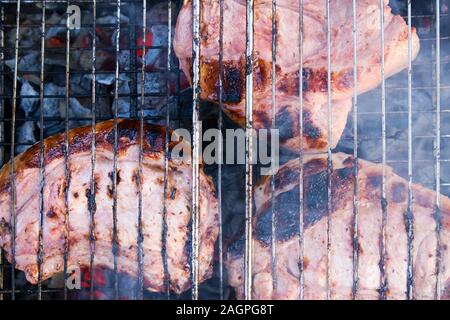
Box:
[0,0,449,300]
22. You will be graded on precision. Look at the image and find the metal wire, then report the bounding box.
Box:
[297,0,305,301]
[434,0,442,300]
[405,0,415,300]
[36,0,47,300]
[162,0,172,298]
[191,0,201,300]
[244,0,254,301]
[217,0,224,301]
[88,0,98,300]
[325,0,332,300]
[0,4,5,302]
[112,0,122,300]
[136,0,147,300]
[63,0,72,301]
[8,0,21,301]
[128,3,138,118]
[351,0,359,300]
[379,0,388,300]
[270,0,277,297]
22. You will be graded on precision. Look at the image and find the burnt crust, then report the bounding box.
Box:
[200,58,246,104]
[250,154,450,248]
[0,119,184,195]
[255,165,354,246]
[197,57,309,108]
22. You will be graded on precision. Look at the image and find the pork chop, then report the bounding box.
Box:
[173,0,420,152]
[226,153,450,299]
[0,119,219,294]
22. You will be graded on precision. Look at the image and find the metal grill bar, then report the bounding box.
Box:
[325,0,332,300]
[36,0,47,300]
[89,0,98,300]
[406,0,415,300]
[218,0,224,301]
[191,0,201,300]
[297,0,305,301]
[128,3,138,118]
[244,0,254,301]
[162,0,172,298]
[63,0,72,300]
[136,0,147,300]
[0,4,5,302]
[434,0,442,301]
[351,0,359,300]
[270,0,277,297]
[379,0,388,300]
[112,0,122,300]
[8,0,21,301]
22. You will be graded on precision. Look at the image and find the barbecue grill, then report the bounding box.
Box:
[0,0,449,300]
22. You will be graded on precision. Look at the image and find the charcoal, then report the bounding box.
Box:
[143,25,169,69]
[16,121,36,154]
[5,52,40,74]
[20,82,39,116]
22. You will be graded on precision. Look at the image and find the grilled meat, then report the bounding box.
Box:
[173,0,420,152]
[0,119,219,294]
[226,153,450,299]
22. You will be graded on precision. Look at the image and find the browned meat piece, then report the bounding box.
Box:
[226,153,450,299]
[0,120,219,294]
[173,0,420,152]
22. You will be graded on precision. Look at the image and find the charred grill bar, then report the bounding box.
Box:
[351,0,359,299]
[244,0,254,301]
[434,0,442,300]
[0,0,449,300]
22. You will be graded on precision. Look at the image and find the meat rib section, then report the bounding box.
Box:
[0,120,219,294]
[226,153,450,299]
[173,0,420,152]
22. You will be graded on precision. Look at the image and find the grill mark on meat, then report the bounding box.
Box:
[413,190,434,209]
[46,207,57,219]
[85,187,96,215]
[253,110,271,131]
[277,71,301,96]
[256,187,301,245]
[367,173,382,189]
[170,187,177,200]
[275,106,295,141]
[442,281,450,300]
[303,68,328,93]
[303,112,321,139]
[253,59,270,93]
[224,62,245,103]
[0,217,11,234]
[302,68,311,93]
[131,168,140,189]
[256,165,353,245]
[145,130,164,154]
[391,182,406,203]
[199,58,245,104]
[303,111,327,150]
[105,121,138,152]
[107,186,113,199]
[108,170,122,185]
[304,171,329,226]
